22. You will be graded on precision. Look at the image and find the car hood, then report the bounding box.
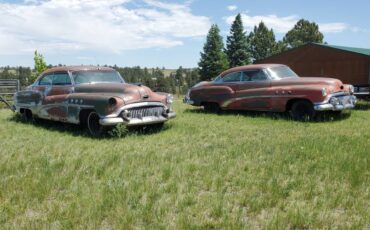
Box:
[272,77,344,89]
[74,83,166,103]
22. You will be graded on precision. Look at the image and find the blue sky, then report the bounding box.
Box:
[0,0,369,68]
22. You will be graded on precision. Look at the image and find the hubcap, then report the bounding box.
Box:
[88,112,102,136]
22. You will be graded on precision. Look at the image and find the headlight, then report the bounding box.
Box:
[186,90,190,98]
[321,88,327,97]
[166,94,174,104]
[349,85,354,94]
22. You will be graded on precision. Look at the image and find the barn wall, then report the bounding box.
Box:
[257,44,370,85]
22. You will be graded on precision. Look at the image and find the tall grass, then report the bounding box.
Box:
[0,100,369,228]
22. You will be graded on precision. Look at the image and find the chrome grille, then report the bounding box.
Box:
[127,106,164,119]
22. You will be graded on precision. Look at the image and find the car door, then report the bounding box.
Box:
[231,69,272,110]
[48,72,73,121]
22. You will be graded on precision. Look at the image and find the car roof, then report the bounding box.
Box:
[42,65,115,74]
[220,64,286,77]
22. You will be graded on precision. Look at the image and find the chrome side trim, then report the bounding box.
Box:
[221,95,305,108]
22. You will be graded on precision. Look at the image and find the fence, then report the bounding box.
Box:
[0,79,20,95]
[0,79,19,110]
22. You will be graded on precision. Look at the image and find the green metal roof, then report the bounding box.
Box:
[313,43,370,56]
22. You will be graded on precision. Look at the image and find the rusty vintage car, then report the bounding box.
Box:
[14,66,176,135]
[184,64,356,120]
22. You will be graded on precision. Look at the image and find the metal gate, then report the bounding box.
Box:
[0,79,19,111]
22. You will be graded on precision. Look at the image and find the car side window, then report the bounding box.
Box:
[39,74,53,86]
[53,72,72,86]
[242,70,268,82]
[222,72,241,83]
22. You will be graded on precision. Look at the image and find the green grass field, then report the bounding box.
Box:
[0,100,369,229]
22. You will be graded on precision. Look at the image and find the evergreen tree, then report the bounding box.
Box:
[225,14,251,67]
[272,41,288,55]
[175,66,184,86]
[185,69,200,88]
[198,24,229,81]
[248,21,276,62]
[283,19,324,48]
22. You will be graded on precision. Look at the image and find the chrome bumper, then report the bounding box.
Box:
[183,96,194,105]
[314,95,357,111]
[99,101,176,126]
[100,110,176,126]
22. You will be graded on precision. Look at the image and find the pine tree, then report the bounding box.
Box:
[198,24,229,81]
[283,19,324,48]
[272,41,288,55]
[225,14,251,67]
[175,66,184,86]
[248,21,276,62]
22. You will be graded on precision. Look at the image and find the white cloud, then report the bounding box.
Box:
[0,0,211,55]
[225,13,348,34]
[227,5,237,11]
[350,26,369,33]
[318,23,348,33]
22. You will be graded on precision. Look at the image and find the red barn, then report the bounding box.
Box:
[257,43,370,85]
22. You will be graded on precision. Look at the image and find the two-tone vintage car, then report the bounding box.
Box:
[14,66,176,136]
[184,64,356,120]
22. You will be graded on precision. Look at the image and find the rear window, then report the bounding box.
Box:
[267,66,299,79]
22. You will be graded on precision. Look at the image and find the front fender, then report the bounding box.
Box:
[67,93,124,117]
[190,85,234,105]
[14,90,43,112]
[269,85,326,111]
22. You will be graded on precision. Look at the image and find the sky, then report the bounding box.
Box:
[0,0,369,68]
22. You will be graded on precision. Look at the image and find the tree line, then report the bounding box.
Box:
[0,64,200,95]
[199,15,324,80]
[113,66,199,94]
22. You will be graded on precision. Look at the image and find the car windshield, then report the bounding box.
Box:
[72,71,124,84]
[266,66,299,79]
[213,75,222,82]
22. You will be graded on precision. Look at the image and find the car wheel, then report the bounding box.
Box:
[203,102,221,113]
[21,109,33,122]
[87,111,104,137]
[291,100,315,121]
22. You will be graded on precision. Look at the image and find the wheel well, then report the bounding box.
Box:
[286,99,312,112]
[79,109,94,126]
[19,108,33,120]
[20,108,32,115]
